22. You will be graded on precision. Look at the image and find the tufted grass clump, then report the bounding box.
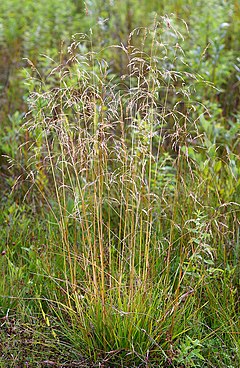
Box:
[3,18,239,367]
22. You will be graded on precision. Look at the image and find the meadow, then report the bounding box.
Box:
[0,1,239,367]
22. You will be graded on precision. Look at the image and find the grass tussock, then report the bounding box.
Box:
[1,16,240,368]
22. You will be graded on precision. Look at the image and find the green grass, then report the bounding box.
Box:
[0,1,240,367]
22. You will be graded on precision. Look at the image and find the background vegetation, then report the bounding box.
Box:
[0,0,239,367]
